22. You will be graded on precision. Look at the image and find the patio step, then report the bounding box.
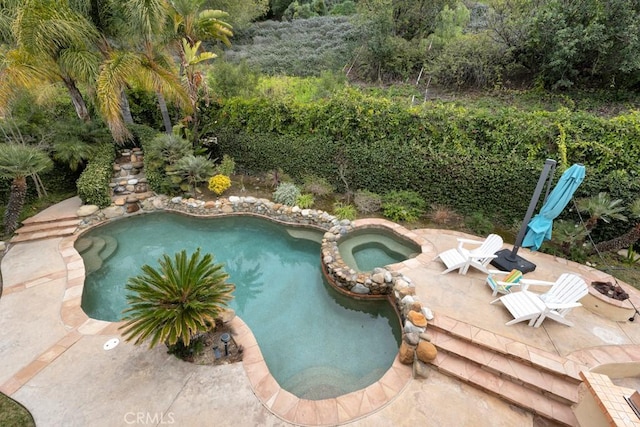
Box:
[427,325,581,426]
[11,217,80,243]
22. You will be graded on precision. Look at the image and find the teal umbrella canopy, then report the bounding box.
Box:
[522,164,586,251]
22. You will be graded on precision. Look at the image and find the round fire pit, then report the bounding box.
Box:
[592,281,629,301]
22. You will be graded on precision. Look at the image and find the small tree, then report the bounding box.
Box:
[0,144,53,235]
[120,248,234,350]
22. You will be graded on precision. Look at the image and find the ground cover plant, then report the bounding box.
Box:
[0,393,35,427]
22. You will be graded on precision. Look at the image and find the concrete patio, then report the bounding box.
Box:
[1,197,639,426]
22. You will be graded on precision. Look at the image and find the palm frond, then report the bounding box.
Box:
[120,248,234,349]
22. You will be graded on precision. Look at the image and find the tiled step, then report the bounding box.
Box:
[22,213,79,225]
[10,225,79,243]
[15,218,81,234]
[429,329,580,405]
[426,323,582,426]
[431,349,578,426]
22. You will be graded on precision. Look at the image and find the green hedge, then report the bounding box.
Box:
[203,89,640,229]
[205,90,640,173]
[76,144,115,208]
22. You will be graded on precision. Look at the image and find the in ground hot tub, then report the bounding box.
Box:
[338,227,421,272]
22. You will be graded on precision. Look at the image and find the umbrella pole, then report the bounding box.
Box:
[491,159,557,273]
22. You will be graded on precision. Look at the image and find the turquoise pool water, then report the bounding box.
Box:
[78,213,401,399]
[338,228,421,272]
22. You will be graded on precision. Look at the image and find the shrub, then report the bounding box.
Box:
[273,182,301,205]
[296,193,315,208]
[354,190,382,214]
[429,32,512,89]
[142,134,192,194]
[224,16,358,76]
[333,201,356,220]
[208,174,232,195]
[382,190,426,223]
[216,154,236,177]
[464,212,494,236]
[302,175,334,196]
[428,204,461,226]
[76,144,115,208]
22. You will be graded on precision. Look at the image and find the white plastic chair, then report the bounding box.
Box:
[491,273,588,327]
[435,234,503,275]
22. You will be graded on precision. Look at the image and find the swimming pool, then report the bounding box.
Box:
[78,212,401,399]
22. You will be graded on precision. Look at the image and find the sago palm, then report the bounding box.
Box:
[120,248,234,349]
[576,192,627,231]
[0,143,53,235]
[172,154,215,195]
[594,199,640,254]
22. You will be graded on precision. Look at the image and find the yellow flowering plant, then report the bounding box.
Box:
[208,174,232,195]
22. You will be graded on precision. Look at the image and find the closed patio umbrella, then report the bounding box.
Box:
[521,163,586,251]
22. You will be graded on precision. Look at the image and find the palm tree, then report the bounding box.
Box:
[576,192,627,231]
[594,199,640,254]
[168,0,233,143]
[0,0,100,123]
[0,143,53,235]
[119,248,234,349]
[172,154,215,195]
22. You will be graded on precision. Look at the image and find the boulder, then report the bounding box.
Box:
[416,341,438,363]
[422,306,435,321]
[114,198,126,206]
[398,341,416,365]
[404,320,425,334]
[413,359,431,379]
[102,206,125,219]
[77,205,99,217]
[419,332,432,342]
[351,283,370,294]
[407,310,428,327]
[396,286,416,298]
[410,301,423,312]
[126,203,140,213]
[404,332,420,346]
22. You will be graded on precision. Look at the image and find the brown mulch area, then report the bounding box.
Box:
[186,321,243,366]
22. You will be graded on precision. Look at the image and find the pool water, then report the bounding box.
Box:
[338,228,421,272]
[78,213,401,399]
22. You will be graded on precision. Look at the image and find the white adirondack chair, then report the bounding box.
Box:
[435,234,503,275]
[491,273,588,327]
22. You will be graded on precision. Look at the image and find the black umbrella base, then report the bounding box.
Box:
[490,249,537,274]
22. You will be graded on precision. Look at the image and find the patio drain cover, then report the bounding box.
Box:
[103,338,120,351]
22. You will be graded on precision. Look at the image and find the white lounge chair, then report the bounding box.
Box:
[491,273,588,327]
[486,269,524,296]
[435,234,503,275]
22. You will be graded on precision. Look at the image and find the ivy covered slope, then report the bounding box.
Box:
[202,89,640,226]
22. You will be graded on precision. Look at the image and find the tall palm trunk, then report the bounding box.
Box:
[157,91,173,134]
[4,176,27,235]
[121,89,134,125]
[594,224,640,254]
[62,76,91,122]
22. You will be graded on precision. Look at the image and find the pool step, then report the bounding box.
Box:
[75,235,118,275]
[427,318,583,426]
